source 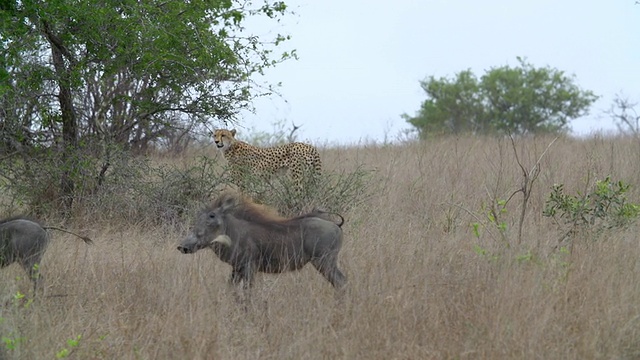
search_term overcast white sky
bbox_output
[238,0,640,144]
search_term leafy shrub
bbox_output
[1,119,372,226]
[0,144,105,216]
[1,145,225,226]
[78,155,224,226]
[230,163,375,217]
[543,176,640,242]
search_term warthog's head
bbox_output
[177,197,236,254]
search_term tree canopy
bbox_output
[0,0,293,152]
[0,0,293,212]
[403,57,598,138]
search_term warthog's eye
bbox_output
[208,212,216,219]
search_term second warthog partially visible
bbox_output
[177,192,347,292]
[0,216,93,293]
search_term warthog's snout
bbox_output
[177,245,192,254]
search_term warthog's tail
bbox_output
[332,213,345,228]
[44,226,93,244]
[311,209,345,228]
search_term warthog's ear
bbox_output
[221,195,236,212]
[212,234,232,247]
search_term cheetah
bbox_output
[213,129,322,195]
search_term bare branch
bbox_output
[509,135,558,244]
[288,121,301,143]
[606,94,640,136]
[510,134,527,177]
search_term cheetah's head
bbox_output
[213,129,237,151]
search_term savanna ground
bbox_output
[2,134,640,359]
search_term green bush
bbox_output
[543,176,640,242]
[1,121,373,225]
[0,145,104,216]
[78,155,224,226]
[0,146,224,226]
[229,163,375,218]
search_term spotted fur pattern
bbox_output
[213,129,322,193]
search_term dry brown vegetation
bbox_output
[2,134,640,359]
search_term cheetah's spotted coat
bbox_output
[213,129,322,194]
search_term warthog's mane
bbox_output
[210,192,296,227]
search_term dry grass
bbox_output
[2,134,640,359]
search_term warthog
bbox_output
[177,192,347,293]
[0,216,93,292]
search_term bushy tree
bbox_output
[1,0,293,150]
[0,0,293,212]
[404,57,598,138]
[401,70,488,135]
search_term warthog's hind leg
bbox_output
[311,255,347,290]
[20,257,44,295]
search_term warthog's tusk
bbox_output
[211,234,232,247]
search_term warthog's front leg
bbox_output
[228,264,255,289]
[228,265,255,307]
[228,268,243,286]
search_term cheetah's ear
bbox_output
[230,129,236,137]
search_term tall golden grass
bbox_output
[2,134,640,359]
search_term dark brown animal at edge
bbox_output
[0,216,93,293]
[177,192,347,292]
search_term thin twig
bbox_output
[509,135,558,244]
[444,201,498,241]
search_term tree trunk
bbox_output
[44,21,78,214]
